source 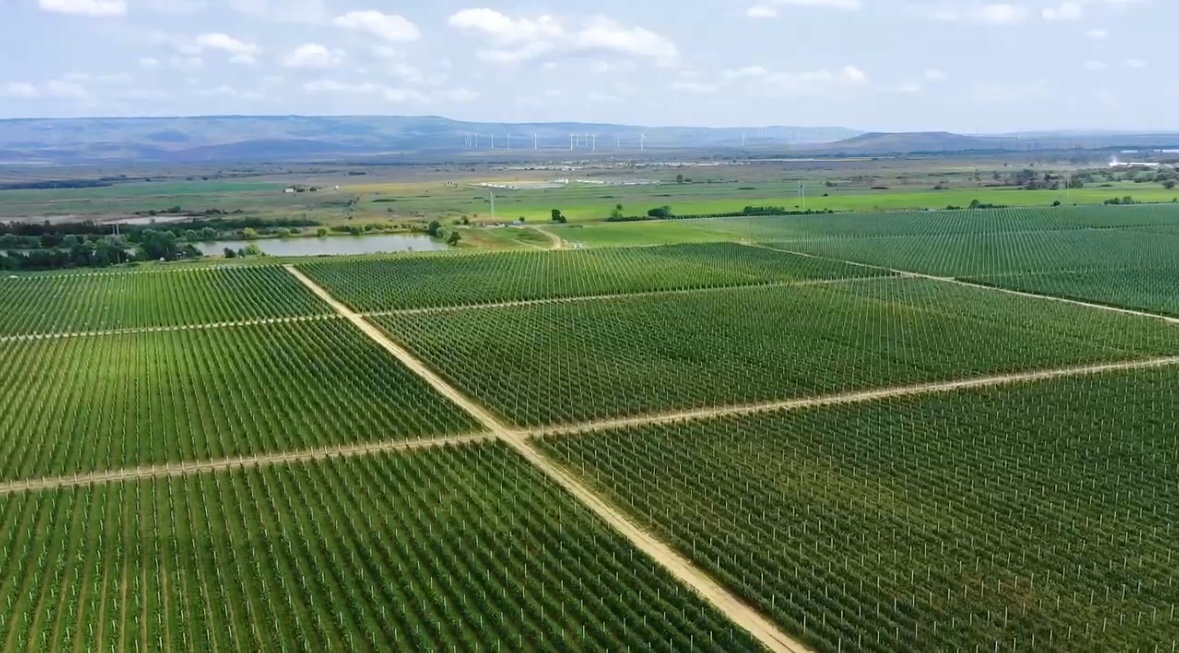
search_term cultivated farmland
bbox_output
[0,443,760,652]
[377,277,1179,426]
[0,266,328,336]
[298,242,885,312]
[540,368,1179,652]
[0,319,478,482]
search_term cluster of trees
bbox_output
[426,220,462,246]
[602,204,835,223]
[0,229,203,271]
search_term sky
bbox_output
[0,0,1173,132]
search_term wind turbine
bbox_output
[640,133,646,153]
[570,133,575,151]
[592,134,597,152]
[490,134,495,149]
[534,133,538,150]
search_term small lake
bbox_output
[196,234,450,257]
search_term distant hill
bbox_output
[0,115,859,164]
[809,131,1018,155]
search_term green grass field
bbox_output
[0,443,759,652]
[541,368,1179,652]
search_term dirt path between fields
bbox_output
[533,227,565,250]
[0,434,493,496]
[0,314,339,344]
[750,243,1179,326]
[284,264,812,653]
[536,356,1179,438]
[365,275,889,318]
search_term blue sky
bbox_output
[0,0,1171,131]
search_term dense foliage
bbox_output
[299,243,885,312]
[0,319,478,481]
[0,266,328,336]
[377,278,1179,426]
[0,444,760,652]
[541,369,1179,652]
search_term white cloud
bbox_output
[1085,28,1109,39]
[0,83,41,99]
[195,33,260,56]
[229,54,257,66]
[283,44,346,69]
[1125,58,1148,68]
[1083,60,1108,72]
[448,10,677,67]
[971,4,1031,24]
[227,0,323,23]
[139,57,162,70]
[1042,1,1082,20]
[746,5,778,17]
[332,11,421,42]
[897,81,924,94]
[925,69,948,81]
[302,79,434,104]
[38,0,126,16]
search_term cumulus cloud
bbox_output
[746,5,779,17]
[38,0,126,16]
[1125,58,1148,68]
[925,69,948,81]
[669,81,722,94]
[195,33,260,56]
[139,57,162,70]
[332,11,421,42]
[1085,28,1109,39]
[448,9,677,67]
[283,44,347,69]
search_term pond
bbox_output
[196,234,450,257]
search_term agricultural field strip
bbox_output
[532,356,1179,438]
[751,243,1179,326]
[363,275,890,318]
[0,434,493,496]
[283,264,811,653]
[0,314,338,343]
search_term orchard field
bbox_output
[0,443,759,652]
[4,204,1179,652]
[540,367,1179,652]
[376,277,1179,426]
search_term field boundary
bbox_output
[534,356,1179,437]
[284,264,814,653]
[364,275,891,318]
[751,242,1179,325]
[0,313,340,343]
[0,433,494,496]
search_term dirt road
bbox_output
[536,356,1179,438]
[0,434,493,496]
[753,243,1179,326]
[0,314,338,343]
[284,264,813,653]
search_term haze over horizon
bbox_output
[1,0,1172,133]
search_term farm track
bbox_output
[0,314,339,343]
[751,243,1179,325]
[0,434,494,496]
[535,356,1179,437]
[284,264,813,653]
[364,275,891,318]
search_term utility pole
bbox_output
[490,191,496,222]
